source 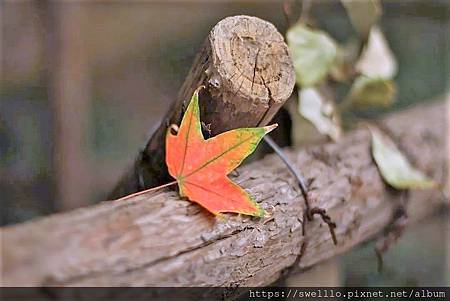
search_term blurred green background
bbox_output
[1,0,448,287]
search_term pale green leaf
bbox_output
[341,0,382,38]
[287,24,337,87]
[370,126,437,190]
[347,75,396,108]
[356,26,398,78]
[298,87,342,141]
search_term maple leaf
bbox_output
[166,87,277,217]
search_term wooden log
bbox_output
[1,101,447,287]
[109,15,295,199]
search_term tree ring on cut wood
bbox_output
[209,16,295,113]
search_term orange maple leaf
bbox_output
[166,87,277,217]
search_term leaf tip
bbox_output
[193,85,206,96]
[255,206,266,218]
[264,123,278,134]
[237,199,265,218]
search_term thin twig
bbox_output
[114,180,178,202]
[281,239,308,279]
[263,136,338,245]
[309,207,338,245]
[263,136,311,217]
[375,191,409,272]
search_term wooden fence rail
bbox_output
[1,100,447,287]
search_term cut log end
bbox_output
[210,16,295,106]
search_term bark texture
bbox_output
[1,101,447,287]
[109,15,295,199]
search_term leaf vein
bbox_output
[181,133,256,180]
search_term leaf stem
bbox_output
[298,0,312,24]
[114,180,178,202]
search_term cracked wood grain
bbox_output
[1,101,447,287]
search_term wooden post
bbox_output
[109,16,295,199]
[48,1,91,210]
